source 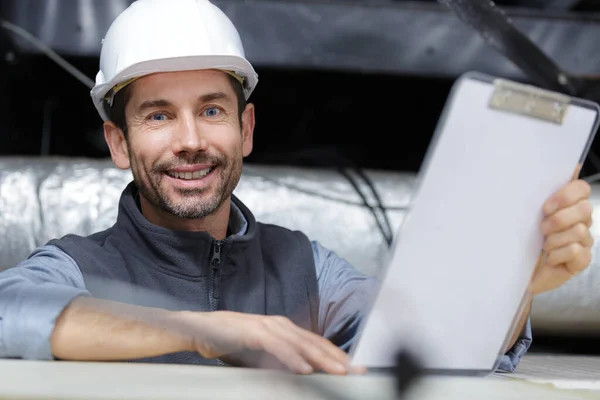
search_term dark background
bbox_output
[0,54,448,172]
[2,0,600,175]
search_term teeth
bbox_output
[169,168,212,180]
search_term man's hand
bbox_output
[180,310,362,375]
[532,169,594,295]
[505,169,594,350]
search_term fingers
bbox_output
[533,169,594,295]
[533,241,592,295]
[535,210,594,295]
[543,180,591,216]
[541,199,593,235]
[269,319,348,375]
[248,316,360,375]
[219,317,317,374]
[544,242,592,274]
[543,223,594,253]
[259,335,318,375]
[284,320,367,374]
[532,264,579,294]
[195,312,365,375]
[288,321,347,362]
[533,248,591,294]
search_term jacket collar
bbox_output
[116,181,256,243]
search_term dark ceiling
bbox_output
[1,0,599,175]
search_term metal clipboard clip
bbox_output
[489,79,571,125]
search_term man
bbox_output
[0,0,594,375]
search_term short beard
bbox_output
[150,183,228,220]
[131,149,243,220]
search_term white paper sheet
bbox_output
[350,72,599,371]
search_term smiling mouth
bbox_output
[166,167,215,180]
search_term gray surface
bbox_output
[0,357,599,400]
[3,0,600,79]
[508,354,600,380]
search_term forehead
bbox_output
[128,69,234,103]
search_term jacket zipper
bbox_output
[211,240,223,302]
[210,239,225,366]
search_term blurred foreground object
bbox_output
[0,354,598,399]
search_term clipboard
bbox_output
[349,71,600,374]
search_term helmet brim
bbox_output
[91,55,258,122]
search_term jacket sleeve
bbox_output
[494,317,532,373]
[312,240,378,351]
[311,240,532,372]
[0,245,90,360]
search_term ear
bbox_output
[241,103,255,157]
[104,121,131,170]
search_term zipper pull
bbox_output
[212,241,222,300]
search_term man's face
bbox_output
[106,70,254,221]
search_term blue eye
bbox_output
[204,107,220,117]
[151,113,167,121]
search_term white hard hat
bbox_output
[90,0,258,121]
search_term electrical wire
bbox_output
[351,167,396,244]
[243,166,409,211]
[0,19,95,89]
[337,167,394,247]
[256,149,397,248]
[329,154,397,247]
[439,0,600,183]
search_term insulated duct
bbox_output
[1,157,599,334]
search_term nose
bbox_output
[171,112,209,155]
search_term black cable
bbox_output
[0,20,94,89]
[337,167,394,247]
[351,167,395,244]
[438,0,582,95]
[243,167,409,211]
[328,152,396,247]
[439,0,600,180]
[257,148,396,248]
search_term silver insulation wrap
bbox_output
[1,156,599,334]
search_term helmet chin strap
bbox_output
[223,71,246,87]
[105,77,140,106]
